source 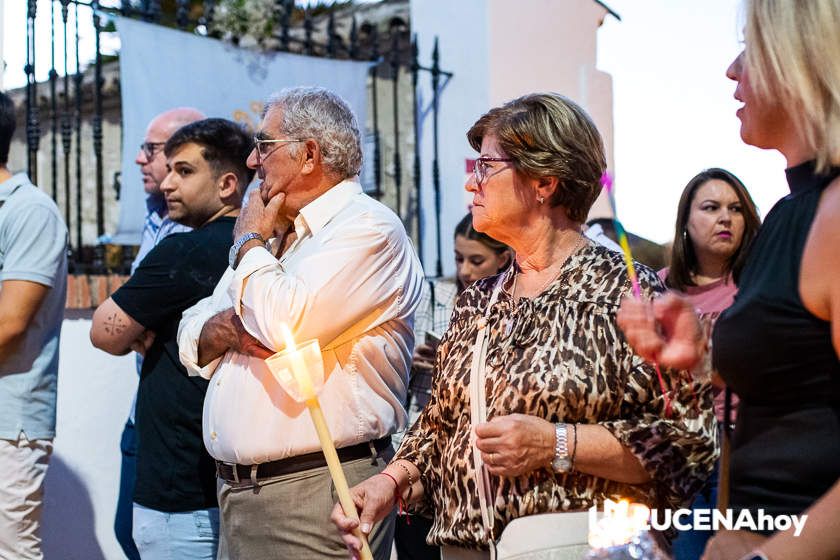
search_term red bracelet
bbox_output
[378,472,409,524]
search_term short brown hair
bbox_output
[467,93,606,223]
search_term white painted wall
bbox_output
[488,0,615,220]
[41,317,136,560]
[411,0,616,276]
[411,0,490,278]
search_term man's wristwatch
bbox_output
[229,232,267,269]
[552,423,572,473]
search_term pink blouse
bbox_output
[659,268,739,424]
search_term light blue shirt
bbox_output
[0,173,68,440]
[131,194,191,275]
[128,194,190,423]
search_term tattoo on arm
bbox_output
[104,313,128,336]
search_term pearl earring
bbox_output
[537,195,545,204]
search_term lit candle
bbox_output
[280,324,315,399]
[588,498,650,549]
[267,324,374,560]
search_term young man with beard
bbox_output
[91,118,253,560]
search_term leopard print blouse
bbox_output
[394,242,718,549]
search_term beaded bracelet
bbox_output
[393,461,415,503]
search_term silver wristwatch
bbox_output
[552,423,572,473]
[229,232,266,269]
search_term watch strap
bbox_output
[553,423,571,472]
[230,231,266,269]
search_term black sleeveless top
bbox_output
[713,161,840,523]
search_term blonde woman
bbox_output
[619,2,840,559]
[333,93,716,559]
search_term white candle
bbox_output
[266,324,373,560]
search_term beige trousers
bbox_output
[0,433,52,560]
[217,448,395,560]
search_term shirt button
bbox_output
[210,431,217,440]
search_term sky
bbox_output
[2,0,790,244]
[596,0,788,242]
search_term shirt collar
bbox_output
[145,193,168,217]
[0,173,32,201]
[295,179,363,237]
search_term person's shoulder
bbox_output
[342,194,411,245]
[158,218,233,249]
[572,243,664,303]
[811,175,840,260]
[3,182,62,218]
[356,194,404,227]
[152,228,199,253]
[455,273,498,311]
[819,174,840,221]
[0,186,65,242]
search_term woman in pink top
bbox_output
[661,168,761,560]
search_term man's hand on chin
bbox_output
[234,190,286,241]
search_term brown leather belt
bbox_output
[215,436,392,484]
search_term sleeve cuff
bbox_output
[190,356,223,380]
[228,246,277,317]
[178,317,223,379]
[178,302,224,379]
[0,271,56,287]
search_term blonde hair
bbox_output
[467,93,606,223]
[744,0,840,171]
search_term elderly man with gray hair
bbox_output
[177,86,423,559]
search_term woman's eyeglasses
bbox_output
[474,157,513,186]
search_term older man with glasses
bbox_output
[115,106,204,560]
[177,86,423,560]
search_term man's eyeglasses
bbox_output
[253,137,304,167]
[474,157,513,186]
[140,142,166,160]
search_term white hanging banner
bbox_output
[114,16,371,244]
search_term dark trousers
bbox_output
[115,420,141,560]
[672,461,719,560]
[395,514,440,560]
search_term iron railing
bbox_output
[22,0,452,275]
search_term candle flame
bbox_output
[264,329,325,403]
[588,498,650,549]
[281,323,297,352]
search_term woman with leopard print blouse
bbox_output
[333,93,717,557]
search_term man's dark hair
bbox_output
[0,92,16,166]
[164,118,255,187]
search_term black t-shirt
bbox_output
[111,216,235,512]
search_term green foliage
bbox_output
[209,0,356,51]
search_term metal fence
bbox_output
[22,0,452,274]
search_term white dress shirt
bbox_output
[178,180,423,465]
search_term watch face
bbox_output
[552,456,571,473]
